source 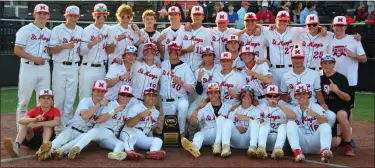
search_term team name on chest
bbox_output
[302,41,323,48]
[140,116,152,121]
[166,37,177,44]
[184,35,203,43]
[265,113,280,121]
[162,70,176,77]
[31,34,50,42]
[241,41,261,48]
[272,39,292,46]
[289,83,311,90]
[138,68,157,80]
[111,114,126,121]
[63,37,81,43]
[219,81,234,88]
[202,75,213,83]
[212,36,225,42]
[118,31,134,41]
[90,34,108,41]
[332,45,346,57]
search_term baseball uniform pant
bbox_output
[16,62,50,129]
[192,127,216,150]
[50,127,84,153]
[221,118,260,149]
[120,127,163,152]
[161,97,189,135]
[270,67,291,87]
[187,94,206,138]
[52,62,79,126]
[258,123,287,152]
[286,121,332,154]
[73,127,124,153]
[78,64,106,100]
[325,110,337,128]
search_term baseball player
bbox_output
[4,89,60,161]
[160,41,196,136]
[286,83,333,163]
[320,55,354,156]
[14,4,51,129]
[107,4,144,65]
[218,85,263,157]
[280,45,336,127]
[181,83,231,157]
[130,43,162,103]
[68,85,137,161]
[137,10,161,64]
[225,35,244,70]
[212,52,247,106]
[178,5,213,72]
[49,6,83,127]
[211,11,239,63]
[240,45,273,105]
[45,80,108,160]
[105,46,137,101]
[120,87,166,160]
[157,6,185,61]
[79,3,111,100]
[256,85,297,159]
[239,12,268,62]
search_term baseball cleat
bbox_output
[212,144,221,155]
[36,141,52,161]
[293,149,305,162]
[271,147,284,159]
[320,148,333,163]
[247,145,257,157]
[3,138,20,158]
[108,152,127,161]
[220,144,231,157]
[344,145,355,156]
[146,151,166,160]
[126,150,145,161]
[256,147,267,159]
[52,149,64,160]
[181,137,200,157]
[68,146,80,160]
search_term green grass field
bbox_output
[1,88,374,122]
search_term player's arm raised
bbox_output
[126,108,152,127]
[277,101,296,119]
[96,105,125,124]
[18,116,38,125]
[81,99,108,120]
[306,108,327,124]
[189,100,207,125]
[246,69,272,84]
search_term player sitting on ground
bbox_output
[256,85,296,159]
[181,83,232,158]
[286,83,333,163]
[120,87,166,160]
[4,89,60,161]
[320,54,354,156]
[217,85,262,158]
[68,85,137,161]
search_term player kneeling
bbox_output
[217,85,263,158]
[120,87,166,160]
[4,89,61,161]
[68,85,136,161]
[256,85,296,159]
[181,83,231,157]
[286,84,333,163]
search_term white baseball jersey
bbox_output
[197,102,231,130]
[130,61,162,100]
[241,62,272,97]
[262,27,305,66]
[232,55,245,70]
[108,24,139,61]
[298,31,334,69]
[125,103,159,135]
[137,29,161,59]
[80,24,110,64]
[213,70,247,105]
[66,97,104,132]
[104,63,132,101]
[195,64,222,96]
[49,24,83,62]
[15,23,51,62]
[160,60,196,99]
[228,105,262,128]
[177,26,213,72]
[291,102,325,134]
[160,25,184,61]
[210,27,239,63]
[260,106,288,132]
[328,35,366,86]
[239,32,268,60]
[280,69,321,105]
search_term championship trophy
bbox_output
[162,115,181,147]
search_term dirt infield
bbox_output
[1,114,374,167]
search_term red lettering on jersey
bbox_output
[63,38,68,43]
[183,35,188,40]
[191,36,203,43]
[138,68,144,74]
[212,36,216,41]
[267,113,281,121]
[220,82,234,88]
[303,116,315,123]
[332,45,346,57]
[272,39,292,47]
[302,41,324,49]
[31,34,37,40]
[289,84,294,90]
[206,115,213,121]
[90,35,95,41]
[202,75,213,83]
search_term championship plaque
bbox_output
[162,115,181,147]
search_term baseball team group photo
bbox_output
[0,1,374,167]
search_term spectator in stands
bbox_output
[237,2,251,29]
[300,2,317,24]
[208,3,221,23]
[223,1,230,13]
[273,1,291,16]
[292,2,303,24]
[354,3,369,22]
[256,1,275,24]
[166,1,185,21]
[366,9,374,24]
[227,3,239,28]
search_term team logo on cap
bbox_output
[39,89,53,97]
[207,83,220,93]
[119,85,133,96]
[220,52,232,60]
[244,12,257,20]
[266,85,280,95]
[92,80,108,91]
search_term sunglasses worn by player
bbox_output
[266,94,280,98]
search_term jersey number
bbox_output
[224,92,235,100]
[172,83,182,91]
[284,46,294,55]
[195,46,202,54]
[313,51,323,59]
[271,123,281,129]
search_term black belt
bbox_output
[71,126,84,133]
[137,98,144,102]
[62,61,79,65]
[309,67,322,71]
[82,62,106,67]
[162,97,181,102]
[271,64,292,68]
[24,61,43,66]
[258,95,265,99]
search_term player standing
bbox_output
[225,35,244,70]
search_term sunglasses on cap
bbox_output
[241,85,253,93]
[118,93,133,97]
[307,24,318,27]
[266,94,280,98]
[207,84,220,91]
[144,88,157,94]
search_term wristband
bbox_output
[108,110,115,116]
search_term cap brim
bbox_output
[64,13,80,16]
[207,90,220,93]
[306,22,319,25]
[192,12,204,15]
[202,52,215,55]
[93,88,108,91]
[94,11,109,15]
[244,18,257,21]
[119,92,134,97]
[216,20,228,24]
[333,23,347,26]
[144,92,157,95]
[277,17,290,21]
[265,93,280,95]
[292,55,304,59]
[168,11,180,14]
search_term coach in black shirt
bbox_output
[320,54,355,156]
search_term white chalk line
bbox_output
[1,154,35,163]
[284,156,350,168]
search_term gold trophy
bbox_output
[162,115,181,147]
